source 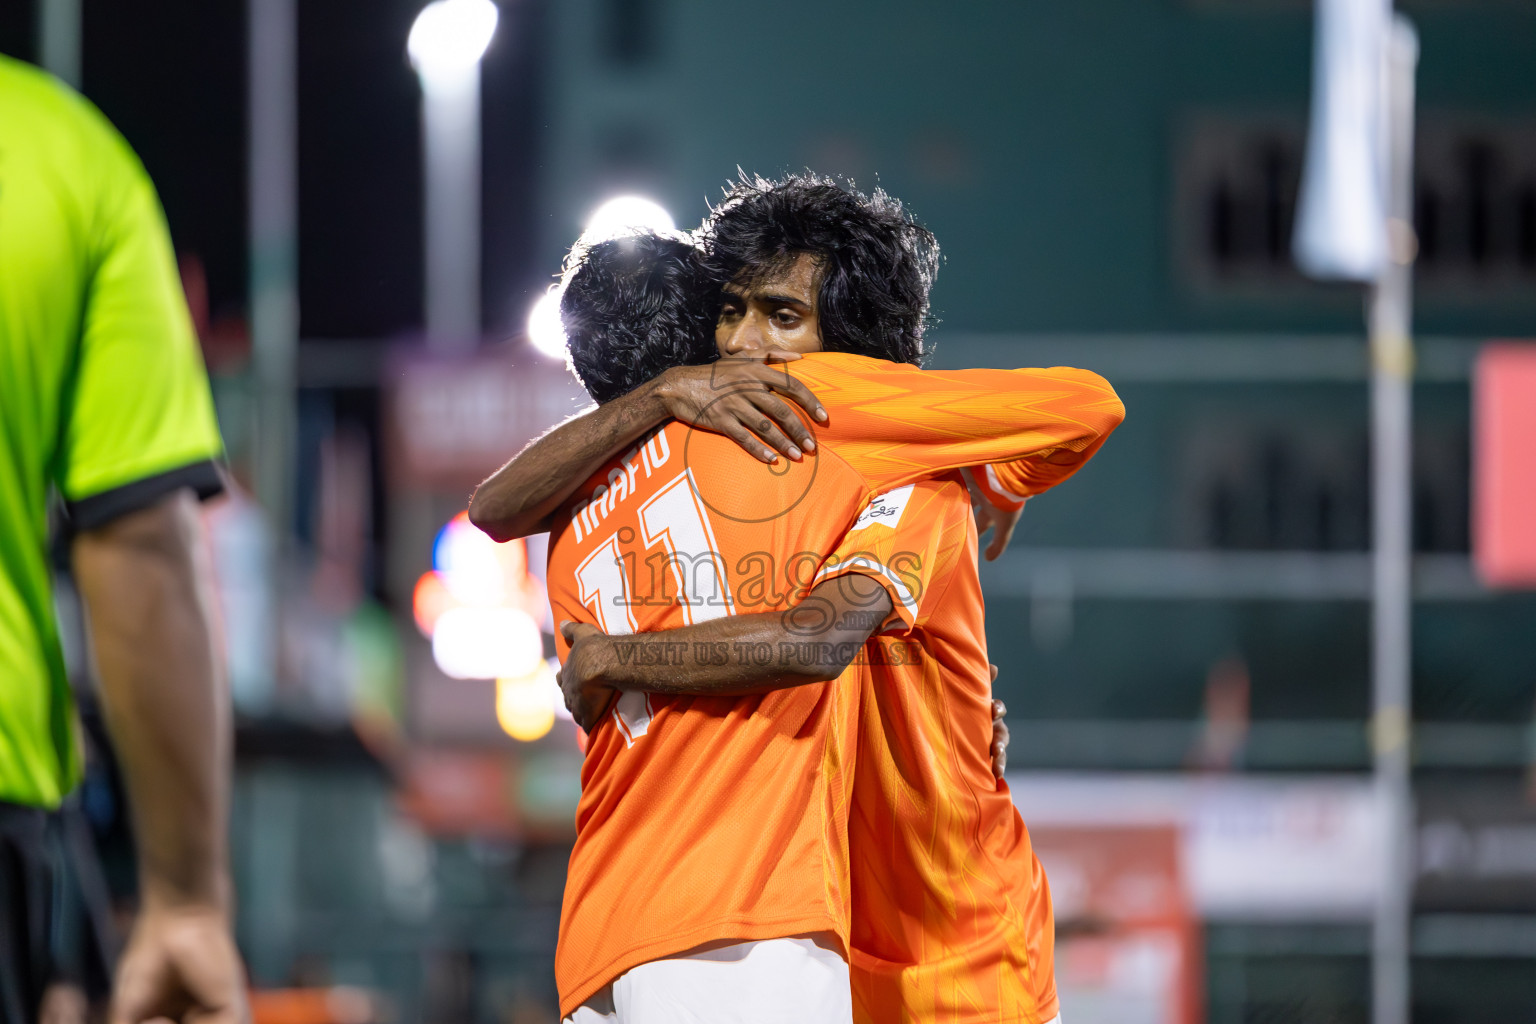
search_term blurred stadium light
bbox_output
[407,0,498,80]
[523,195,677,361]
[410,0,499,351]
[527,287,568,360]
[580,195,676,244]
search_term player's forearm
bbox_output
[598,588,889,695]
[954,366,1123,464]
[469,379,669,542]
[935,367,1122,503]
[872,364,1123,476]
[603,612,839,694]
[72,491,231,912]
[979,442,1107,505]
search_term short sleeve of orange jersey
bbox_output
[811,478,955,635]
[784,353,1124,501]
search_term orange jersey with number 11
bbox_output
[547,353,1123,1018]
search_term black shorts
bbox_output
[0,802,53,1021]
[0,800,116,1020]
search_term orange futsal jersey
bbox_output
[546,353,1122,1016]
[817,477,1059,1024]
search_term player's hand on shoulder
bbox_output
[991,699,1010,778]
[559,620,619,733]
[652,357,828,465]
[990,666,1009,779]
[962,468,1026,562]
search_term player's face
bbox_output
[715,253,824,357]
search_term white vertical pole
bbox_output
[37,0,81,88]
[420,66,482,351]
[1370,16,1418,1024]
[249,0,299,537]
[248,0,297,722]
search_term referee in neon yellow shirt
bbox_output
[0,56,247,1023]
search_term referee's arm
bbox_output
[73,492,245,1024]
[58,115,246,1024]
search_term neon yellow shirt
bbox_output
[0,57,224,808]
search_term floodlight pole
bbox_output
[1370,16,1418,1024]
[249,0,299,538]
[37,0,81,87]
[418,64,483,352]
[246,0,299,985]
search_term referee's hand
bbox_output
[110,902,249,1024]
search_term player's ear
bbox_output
[559,620,579,642]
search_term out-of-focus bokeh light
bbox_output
[407,0,499,81]
[495,660,560,741]
[416,513,549,681]
[580,195,675,245]
[527,287,568,360]
[411,570,455,636]
[432,606,541,680]
[433,511,524,605]
[546,658,572,721]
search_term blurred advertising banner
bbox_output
[395,748,521,839]
[1473,342,1536,587]
[394,744,582,842]
[1010,773,1381,920]
[384,347,590,491]
[1033,826,1201,1024]
[1417,782,1536,913]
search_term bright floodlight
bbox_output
[408,0,498,80]
[581,196,676,245]
[527,287,568,360]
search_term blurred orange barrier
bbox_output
[1474,342,1536,587]
[1031,825,1202,1024]
[249,987,381,1024]
[395,747,520,838]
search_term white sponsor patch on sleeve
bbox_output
[850,484,915,533]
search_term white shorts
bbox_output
[565,934,851,1024]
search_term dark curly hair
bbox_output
[701,172,939,365]
[559,232,720,404]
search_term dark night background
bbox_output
[0,0,548,339]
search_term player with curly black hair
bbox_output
[558,233,720,404]
[703,172,939,367]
